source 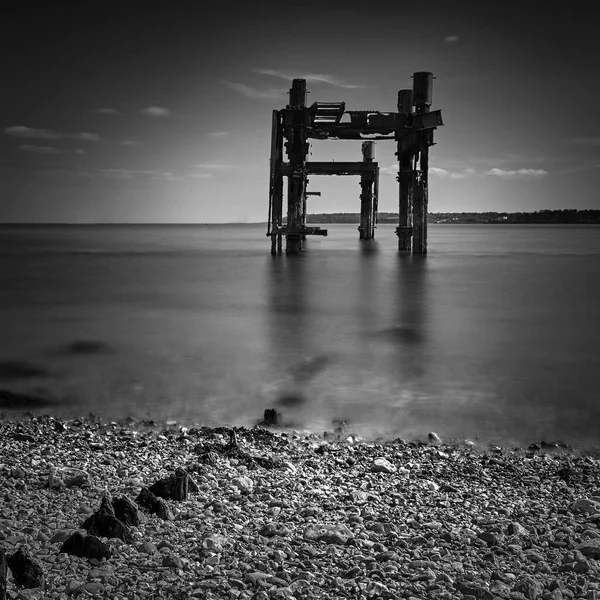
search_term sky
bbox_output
[1,0,599,223]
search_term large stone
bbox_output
[136,487,172,520]
[514,575,544,600]
[370,458,396,474]
[81,495,132,543]
[231,476,254,495]
[428,432,442,445]
[112,496,142,526]
[201,533,231,553]
[577,540,600,559]
[6,548,44,589]
[454,580,495,600]
[59,532,112,561]
[571,499,600,515]
[149,467,190,501]
[303,524,353,545]
[258,523,292,538]
[508,522,529,536]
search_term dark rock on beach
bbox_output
[59,532,112,560]
[81,495,132,543]
[112,495,142,526]
[149,467,190,501]
[6,548,44,589]
[136,487,172,520]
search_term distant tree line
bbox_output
[303,210,600,224]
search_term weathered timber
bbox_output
[266,72,442,253]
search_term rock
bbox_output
[59,532,112,560]
[137,541,157,554]
[201,533,230,553]
[162,554,184,569]
[64,472,90,488]
[514,575,544,600]
[577,540,600,559]
[259,523,292,537]
[45,467,64,490]
[571,499,600,515]
[245,572,272,586]
[428,432,442,445]
[508,522,529,536]
[370,458,396,474]
[149,467,190,501]
[231,476,254,495]
[49,529,74,545]
[6,548,44,589]
[303,524,353,545]
[478,531,499,546]
[81,495,132,543]
[260,409,280,426]
[136,487,172,520]
[75,582,105,596]
[455,579,495,600]
[112,496,142,526]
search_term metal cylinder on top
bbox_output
[397,89,413,114]
[289,79,307,108]
[412,72,433,108]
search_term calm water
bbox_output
[1,223,600,447]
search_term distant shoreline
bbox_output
[1,209,600,226]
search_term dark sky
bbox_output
[1,0,599,222]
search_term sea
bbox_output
[1,223,599,448]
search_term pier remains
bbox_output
[266,72,443,254]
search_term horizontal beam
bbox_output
[278,162,378,176]
[270,226,328,237]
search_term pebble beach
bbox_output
[2,414,600,600]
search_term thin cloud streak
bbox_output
[253,69,364,89]
[196,162,234,170]
[19,144,64,154]
[430,167,475,179]
[485,168,548,178]
[444,35,460,43]
[6,126,63,140]
[5,125,101,142]
[221,80,284,100]
[209,131,230,138]
[140,106,171,117]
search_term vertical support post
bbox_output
[396,89,413,251]
[372,164,379,239]
[285,79,308,254]
[412,72,433,254]
[268,110,284,255]
[359,141,375,240]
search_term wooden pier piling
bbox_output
[266,72,442,254]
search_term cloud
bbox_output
[5,126,63,139]
[484,168,548,178]
[430,167,474,179]
[74,149,86,155]
[121,140,141,146]
[95,108,120,115]
[195,162,234,170]
[444,35,460,43]
[100,168,177,180]
[140,106,171,117]
[221,80,284,100]
[209,131,229,138]
[187,172,214,178]
[253,69,364,89]
[77,132,101,142]
[19,144,64,154]
[5,125,101,142]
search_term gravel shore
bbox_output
[2,414,600,600]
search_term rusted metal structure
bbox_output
[267,72,443,254]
